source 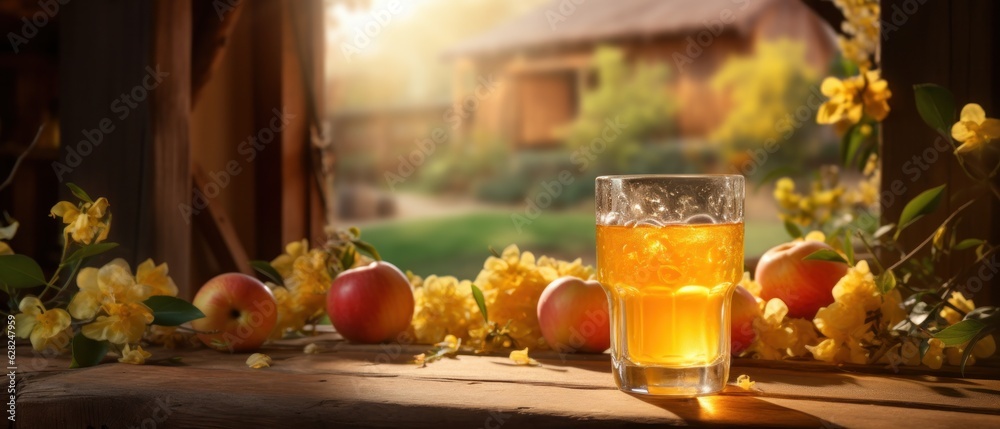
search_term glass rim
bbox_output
[596,174,743,180]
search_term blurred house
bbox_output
[445,0,838,148]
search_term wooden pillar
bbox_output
[250,0,286,257]
[151,0,193,297]
[251,0,322,257]
[880,0,1000,304]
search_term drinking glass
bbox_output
[595,175,744,396]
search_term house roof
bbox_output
[445,0,785,58]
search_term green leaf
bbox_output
[873,223,895,239]
[954,238,986,251]
[66,182,93,203]
[913,84,956,138]
[959,328,995,377]
[70,332,108,368]
[0,254,47,289]
[895,185,946,239]
[352,240,381,261]
[843,230,855,266]
[783,220,803,240]
[470,284,488,323]
[64,242,118,266]
[144,295,206,326]
[802,249,848,264]
[339,246,356,270]
[488,246,501,258]
[841,123,866,168]
[933,319,986,346]
[250,260,284,286]
[876,270,897,295]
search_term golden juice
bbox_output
[596,223,744,367]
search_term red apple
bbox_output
[192,273,278,352]
[730,285,760,354]
[755,240,849,319]
[327,261,414,344]
[537,276,611,354]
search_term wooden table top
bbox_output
[16,334,1000,428]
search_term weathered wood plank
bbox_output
[15,340,1000,428]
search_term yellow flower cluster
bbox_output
[406,245,593,349]
[737,270,820,359]
[808,260,906,364]
[50,197,111,245]
[51,258,177,364]
[924,291,997,368]
[832,0,880,69]
[21,259,177,364]
[409,274,480,344]
[952,103,1000,154]
[774,159,880,229]
[817,69,891,127]
[270,240,329,338]
[773,172,845,227]
[747,298,820,360]
[744,250,997,369]
[472,245,594,350]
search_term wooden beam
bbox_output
[151,0,193,297]
[192,164,254,275]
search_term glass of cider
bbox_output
[595,175,744,396]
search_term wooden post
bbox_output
[880,0,1000,304]
[151,0,193,297]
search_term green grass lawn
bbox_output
[359,210,787,280]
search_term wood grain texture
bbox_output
[151,0,193,298]
[880,0,1000,304]
[16,337,1000,428]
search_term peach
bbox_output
[755,240,849,319]
[537,276,611,354]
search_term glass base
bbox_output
[612,357,729,396]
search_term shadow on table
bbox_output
[734,366,861,388]
[631,387,837,427]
